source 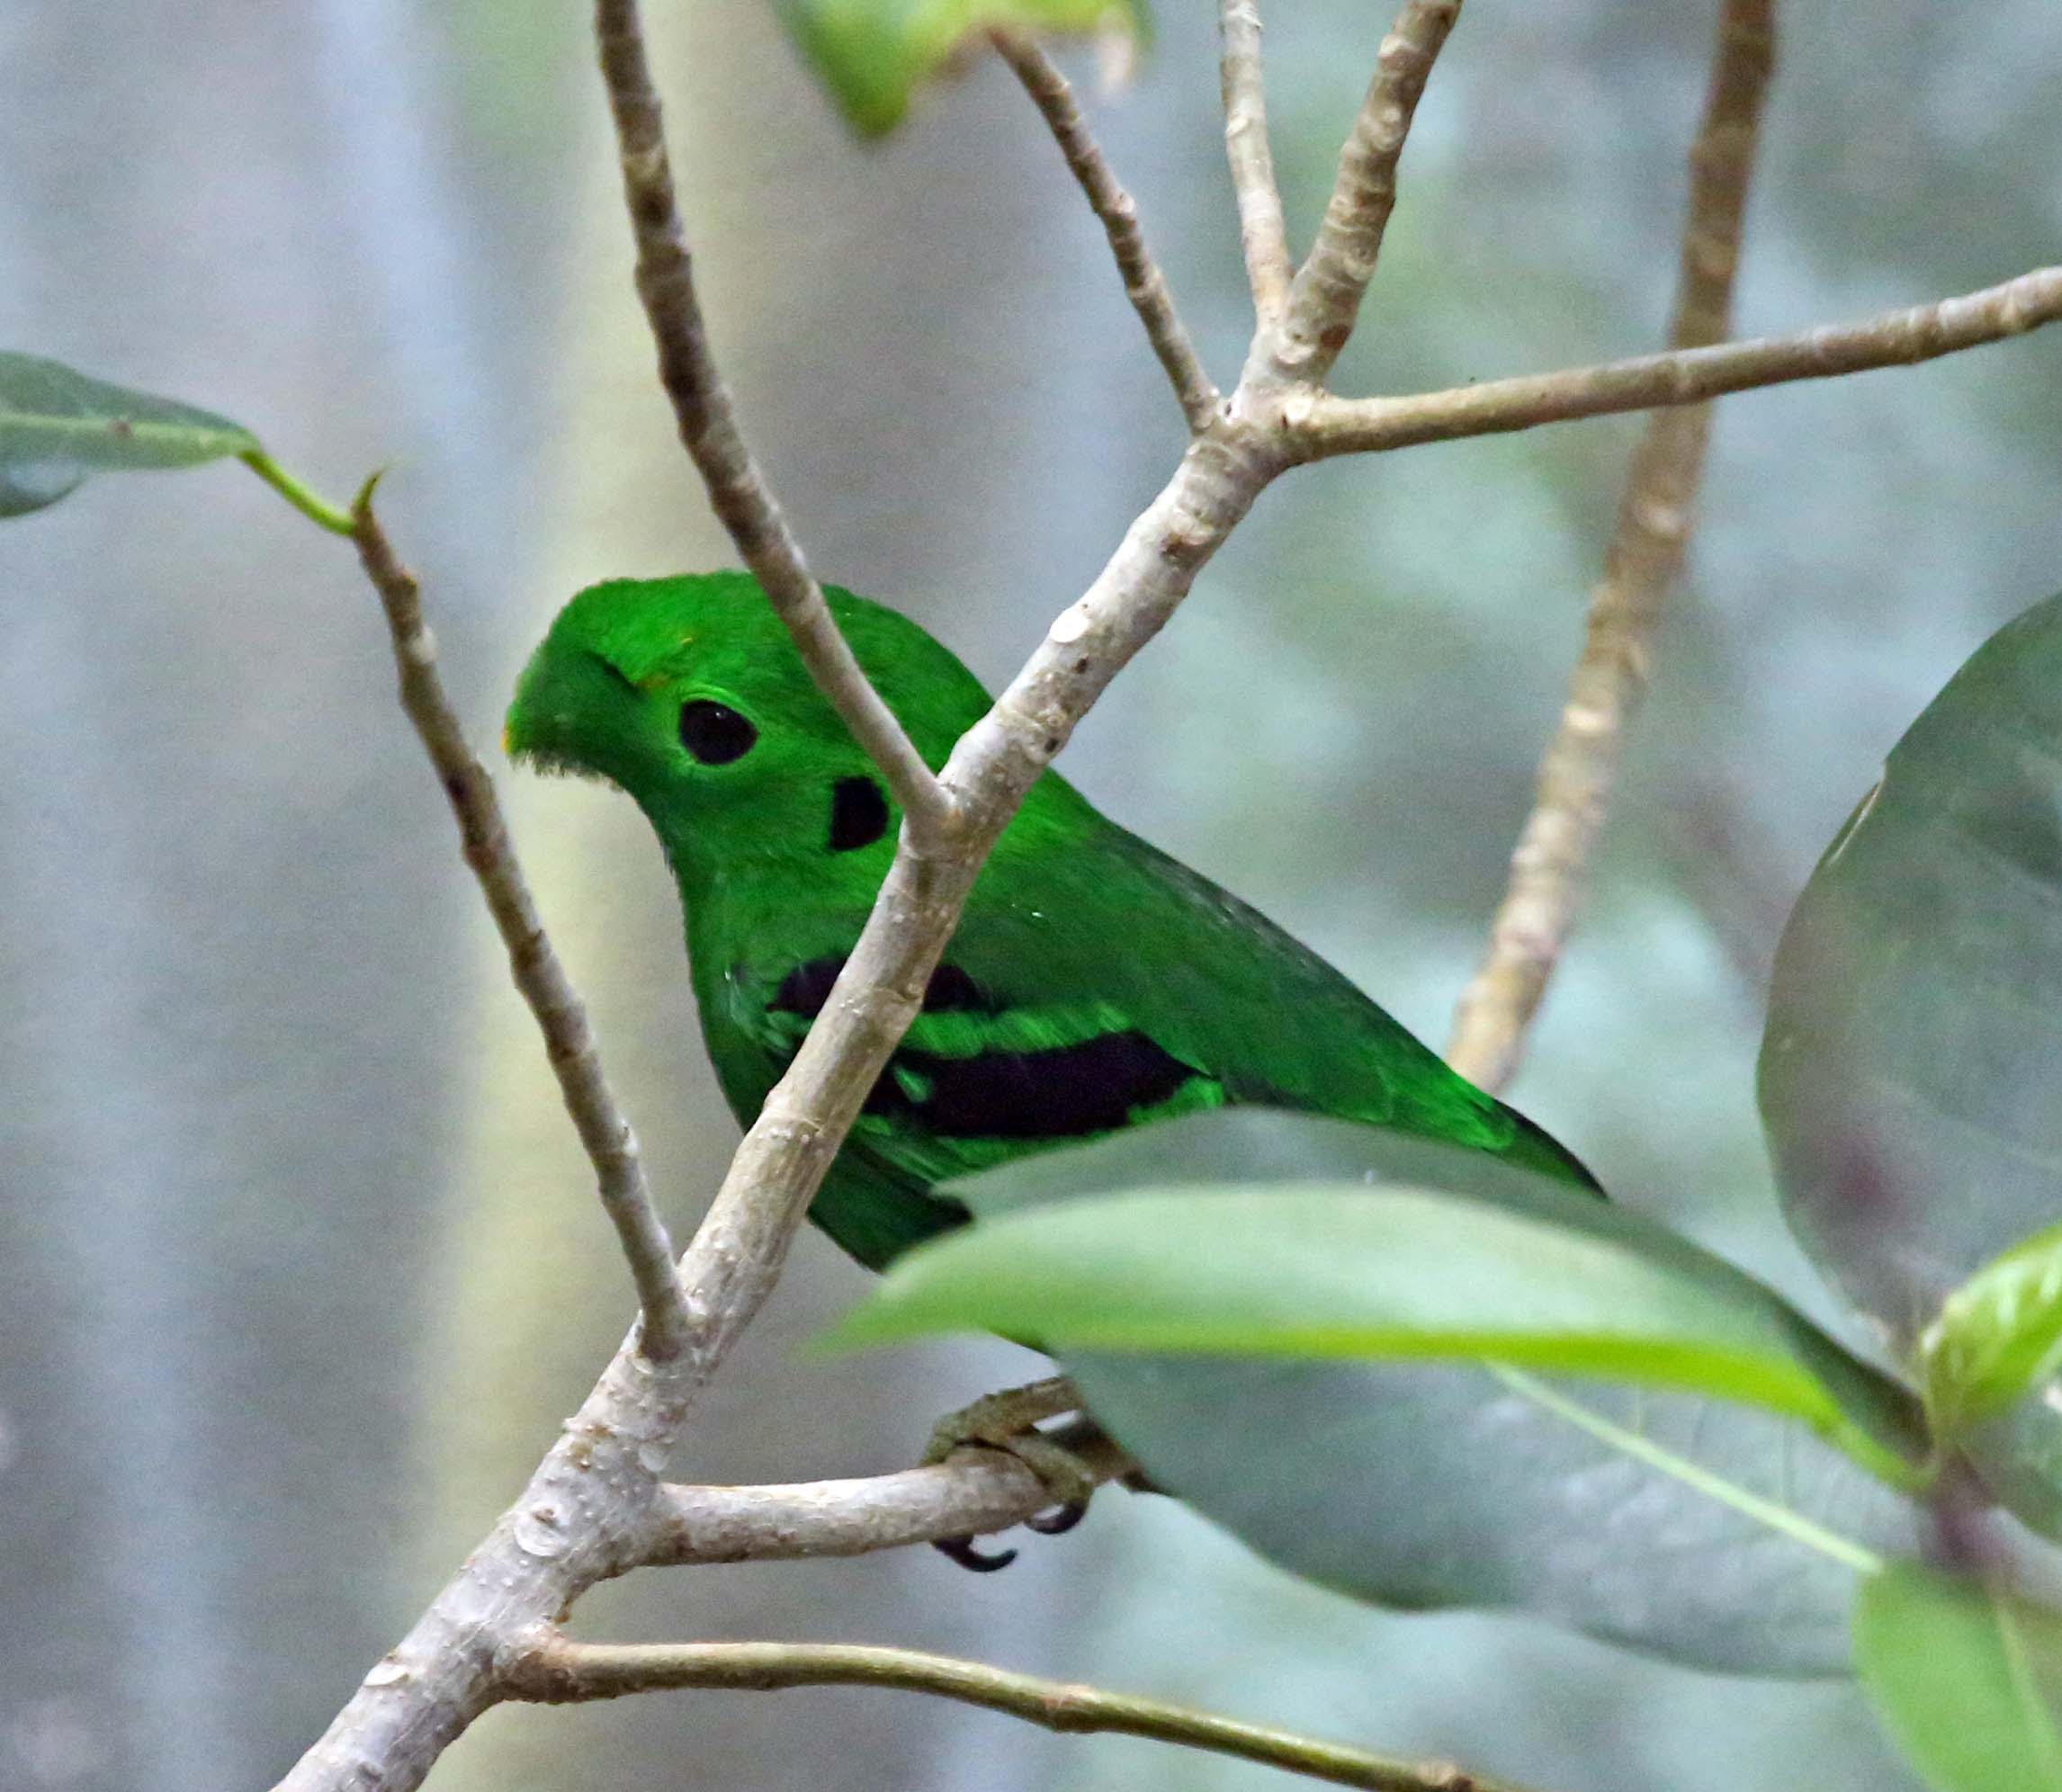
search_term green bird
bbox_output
[505,572,1598,1284]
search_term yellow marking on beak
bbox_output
[502,721,516,756]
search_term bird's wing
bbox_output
[725,806,1596,1206]
[851,818,1595,1192]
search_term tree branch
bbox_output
[1447,0,1777,1092]
[642,1420,1129,1565]
[349,488,690,1361]
[1293,263,2062,457]
[1267,0,1463,385]
[1219,0,1294,322]
[592,0,957,847]
[991,29,1220,434]
[505,1634,1548,1792]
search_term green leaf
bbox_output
[844,1112,1932,1674]
[777,0,1149,137]
[1923,1223,2062,1437]
[840,1182,1932,1491]
[1855,1563,2062,1792]
[837,1123,1927,1487]
[1759,591,2062,1537]
[1761,591,2062,1337]
[0,352,260,518]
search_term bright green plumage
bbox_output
[507,573,1596,1270]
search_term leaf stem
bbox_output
[241,448,354,536]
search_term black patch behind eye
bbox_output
[829,776,890,852]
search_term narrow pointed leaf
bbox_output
[777,0,1149,137]
[0,353,260,518]
[1855,1563,2062,1792]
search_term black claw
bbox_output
[933,1533,1019,1572]
[1025,1500,1088,1536]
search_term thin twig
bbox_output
[349,488,690,1361]
[1447,0,1777,1092]
[592,0,956,847]
[991,29,1220,433]
[507,1634,1548,1792]
[1269,0,1463,385]
[1293,263,2062,456]
[643,1420,1129,1565]
[1220,0,1294,322]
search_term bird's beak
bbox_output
[503,641,644,784]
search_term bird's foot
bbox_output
[924,1375,1100,1572]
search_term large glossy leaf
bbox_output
[1760,592,2062,1535]
[0,352,259,518]
[777,0,1150,137]
[874,1111,1930,1672]
[1761,592,2062,1338]
[839,1179,1926,1487]
[1855,1563,2062,1791]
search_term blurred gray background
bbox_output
[3,1,2058,1787]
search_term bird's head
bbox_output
[505,572,991,889]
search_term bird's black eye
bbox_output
[678,700,757,766]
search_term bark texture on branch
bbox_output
[505,1635,1550,1792]
[1296,264,2062,458]
[1447,0,1777,1091]
[1265,0,1462,386]
[352,494,689,1361]
[643,1421,1129,1565]
[594,0,954,844]
[1220,0,1294,320]
[993,30,1219,433]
